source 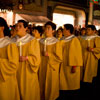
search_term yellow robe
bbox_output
[39,40,62,100]
[17,39,41,100]
[79,36,100,83]
[60,37,83,90]
[0,43,20,100]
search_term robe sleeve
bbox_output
[69,37,83,66]
[27,39,41,73]
[48,41,62,70]
[0,43,19,81]
[92,37,100,59]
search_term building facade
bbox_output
[12,0,49,24]
[93,1,100,29]
[0,0,49,25]
[47,0,89,28]
[0,0,95,28]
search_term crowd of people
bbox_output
[0,16,100,100]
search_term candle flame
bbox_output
[19,42,22,46]
[45,39,46,43]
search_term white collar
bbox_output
[40,37,58,45]
[0,36,11,48]
[36,38,41,41]
[12,34,34,46]
[82,34,99,40]
[62,35,76,42]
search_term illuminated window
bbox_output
[0,10,13,25]
[53,13,75,29]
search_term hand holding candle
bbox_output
[87,39,93,52]
[19,56,28,62]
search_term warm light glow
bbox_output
[35,23,44,26]
[93,19,100,30]
[0,10,13,25]
[95,26,99,30]
[7,11,13,25]
[53,13,75,29]
[15,14,24,23]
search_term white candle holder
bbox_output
[44,39,47,52]
[19,42,22,56]
[88,39,90,47]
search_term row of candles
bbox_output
[19,39,90,56]
[19,39,47,56]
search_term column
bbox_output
[88,1,93,24]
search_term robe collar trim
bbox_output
[40,37,58,45]
[15,34,34,46]
[0,36,11,48]
[63,35,76,42]
[82,34,99,40]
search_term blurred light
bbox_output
[0,9,13,25]
[53,13,75,29]
[7,11,13,25]
[19,4,23,10]
[9,27,12,31]
[95,26,99,30]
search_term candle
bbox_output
[44,39,47,52]
[19,42,22,56]
[88,39,90,47]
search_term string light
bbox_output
[90,0,99,4]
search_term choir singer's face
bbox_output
[32,29,40,38]
[44,25,54,37]
[63,27,70,37]
[16,22,27,36]
[86,28,94,36]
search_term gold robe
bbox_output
[79,35,100,83]
[60,35,83,90]
[14,34,41,100]
[39,37,62,100]
[0,37,20,100]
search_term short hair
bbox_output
[81,28,86,31]
[32,26,43,36]
[86,25,96,31]
[45,21,56,30]
[57,27,63,32]
[64,24,74,34]
[18,20,28,28]
[0,17,11,37]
